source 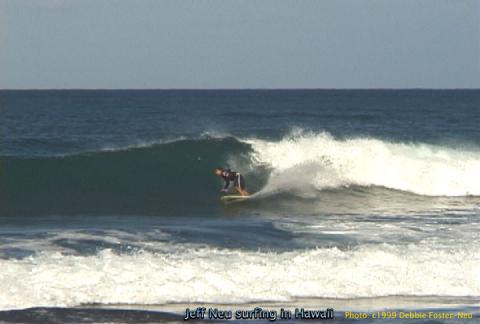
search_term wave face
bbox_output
[0,137,256,216]
[249,131,480,197]
[2,132,480,216]
[1,243,479,310]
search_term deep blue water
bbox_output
[2,90,479,157]
[0,90,479,322]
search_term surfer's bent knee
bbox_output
[235,174,246,191]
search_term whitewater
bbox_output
[1,242,479,310]
[247,130,480,197]
[1,89,480,322]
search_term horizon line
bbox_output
[1,87,479,91]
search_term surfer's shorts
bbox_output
[234,174,246,190]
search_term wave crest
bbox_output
[249,131,480,196]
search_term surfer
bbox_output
[214,167,249,196]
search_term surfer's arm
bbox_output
[222,179,230,191]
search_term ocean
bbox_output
[0,90,479,323]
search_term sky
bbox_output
[0,0,479,89]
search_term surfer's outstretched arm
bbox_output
[222,180,230,192]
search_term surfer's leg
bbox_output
[235,174,249,196]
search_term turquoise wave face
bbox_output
[0,137,268,217]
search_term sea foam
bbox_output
[0,244,478,310]
[247,131,480,196]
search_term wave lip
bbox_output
[248,131,480,197]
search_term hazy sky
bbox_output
[0,0,479,89]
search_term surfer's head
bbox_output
[214,167,224,176]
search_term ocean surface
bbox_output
[0,89,479,323]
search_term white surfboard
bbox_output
[220,195,251,201]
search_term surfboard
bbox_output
[220,195,251,201]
